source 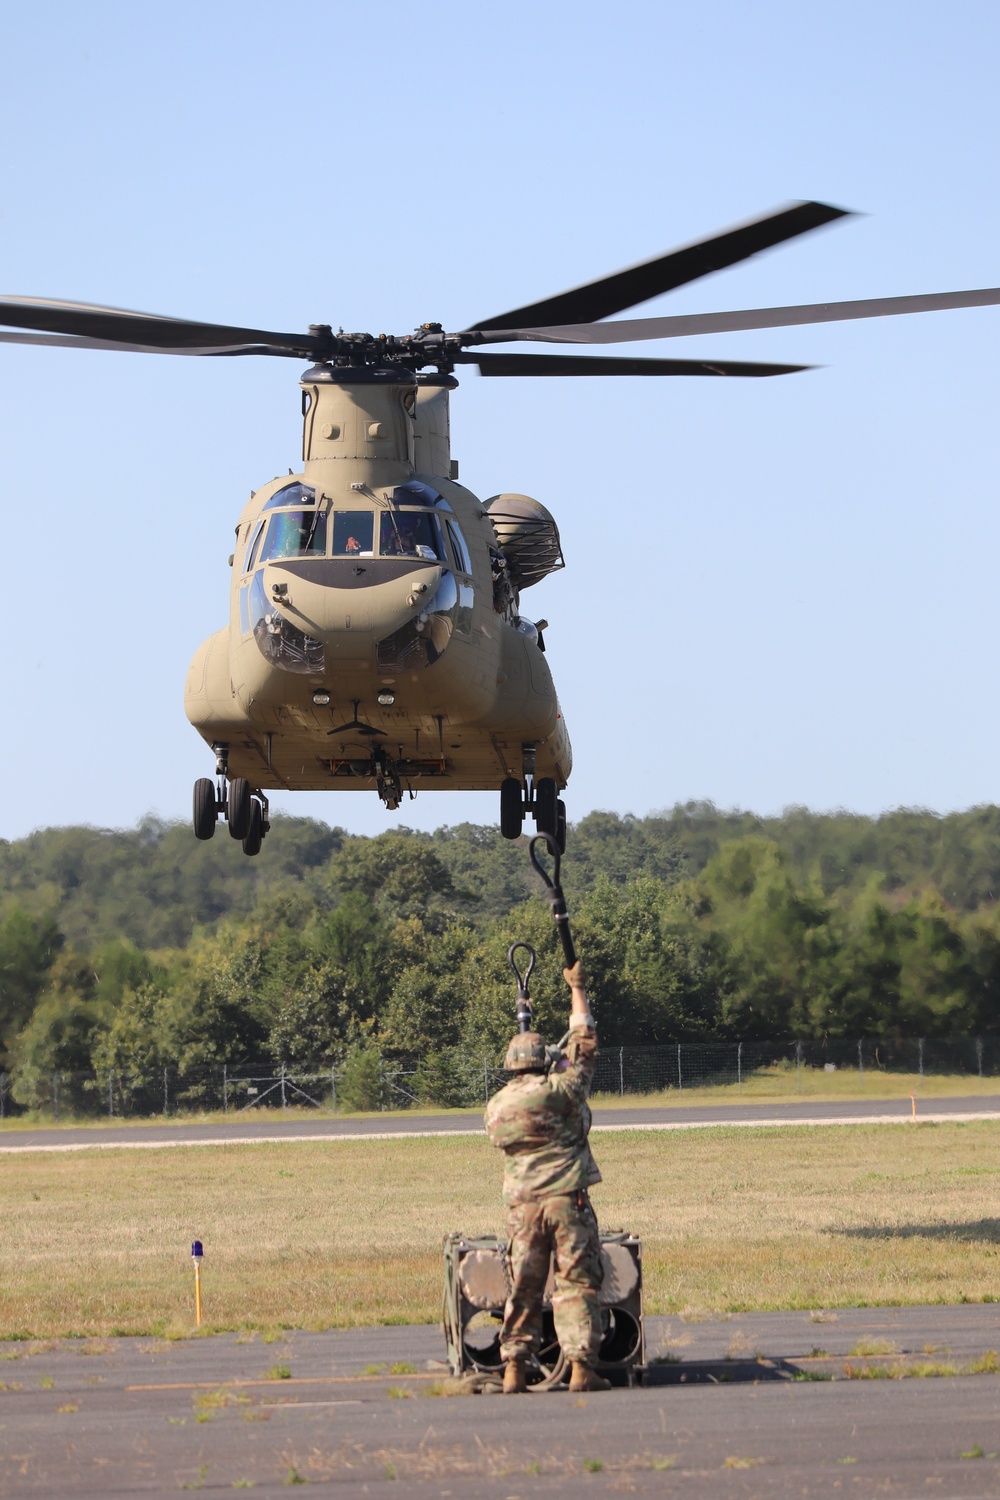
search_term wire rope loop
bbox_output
[507,941,536,997]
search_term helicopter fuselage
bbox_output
[184,365,572,806]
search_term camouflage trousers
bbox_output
[500,1190,604,1364]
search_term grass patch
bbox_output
[848,1338,898,1357]
[195,1388,251,1411]
[841,1353,1000,1379]
[3,1123,1000,1337]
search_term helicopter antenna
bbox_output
[326,700,386,737]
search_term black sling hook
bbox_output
[528,831,577,968]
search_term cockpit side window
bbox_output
[243,518,266,574]
[332,511,375,556]
[258,509,328,562]
[446,520,472,574]
[379,509,442,560]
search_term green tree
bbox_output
[267,964,370,1063]
[575,875,724,1043]
[412,1048,472,1107]
[8,952,109,1111]
[337,1046,387,1111]
[0,907,62,1062]
[380,918,475,1054]
[692,838,843,1039]
[326,831,468,928]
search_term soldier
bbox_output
[484,960,611,1394]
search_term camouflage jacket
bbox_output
[484,1024,601,1204]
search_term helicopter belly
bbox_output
[217,721,571,794]
[197,611,571,795]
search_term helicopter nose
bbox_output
[261,557,441,639]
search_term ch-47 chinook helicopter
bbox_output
[3,200,999,855]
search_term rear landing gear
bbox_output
[242,798,263,857]
[191,751,270,856]
[498,762,567,851]
[228,777,251,840]
[500,777,523,839]
[534,777,558,838]
[193,779,217,840]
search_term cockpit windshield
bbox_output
[258,509,328,562]
[378,510,442,561]
[332,511,375,556]
[244,494,445,567]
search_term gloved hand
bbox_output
[563,960,588,989]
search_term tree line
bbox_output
[2,803,1000,1111]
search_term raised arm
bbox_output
[564,961,594,1031]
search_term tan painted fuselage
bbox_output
[183,368,571,802]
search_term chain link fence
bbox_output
[1,1035,998,1121]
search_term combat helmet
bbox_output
[504,1030,548,1072]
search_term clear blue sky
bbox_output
[2,0,999,840]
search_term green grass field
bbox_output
[3,1120,1000,1340]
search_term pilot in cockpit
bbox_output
[380,512,438,561]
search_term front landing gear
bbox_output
[191,747,270,856]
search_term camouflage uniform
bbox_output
[484,1023,603,1363]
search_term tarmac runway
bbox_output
[2,1305,999,1498]
[2,1093,999,1151]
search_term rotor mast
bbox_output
[300,363,416,491]
[300,363,458,488]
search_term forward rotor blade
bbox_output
[0,328,292,356]
[0,293,317,354]
[464,352,811,377]
[486,286,1000,347]
[467,201,850,332]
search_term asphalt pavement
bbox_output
[2,1093,999,1151]
[2,1306,1000,1498]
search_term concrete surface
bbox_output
[2,1305,1000,1497]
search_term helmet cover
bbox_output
[504,1030,548,1072]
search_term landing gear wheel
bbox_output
[193,779,217,840]
[556,798,567,854]
[242,799,263,857]
[534,777,558,837]
[228,777,251,840]
[500,777,524,839]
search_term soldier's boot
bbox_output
[503,1357,528,1394]
[568,1360,612,1393]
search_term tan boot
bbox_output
[568,1360,612,1393]
[503,1357,527,1394]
